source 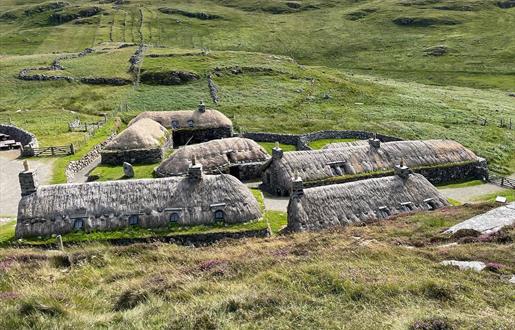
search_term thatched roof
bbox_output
[129,109,232,130]
[322,140,370,149]
[287,173,450,231]
[104,118,168,151]
[17,174,262,226]
[155,137,269,176]
[265,140,479,189]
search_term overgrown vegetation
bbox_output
[0,204,513,328]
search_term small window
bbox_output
[378,206,390,218]
[400,202,414,211]
[214,210,225,222]
[171,120,179,129]
[170,212,180,223]
[128,214,139,226]
[424,198,437,211]
[187,119,194,128]
[73,218,84,230]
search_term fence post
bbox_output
[51,146,55,156]
[70,144,75,155]
[501,178,504,187]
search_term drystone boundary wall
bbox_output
[18,47,131,85]
[241,130,402,150]
[0,124,39,149]
[65,134,116,182]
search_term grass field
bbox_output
[0,203,513,328]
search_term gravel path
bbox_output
[0,151,54,216]
[438,183,508,203]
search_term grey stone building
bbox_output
[287,168,450,232]
[154,137,270,181]
[100,118,172,165]
[16,162,262,238]
[262,139,488,196]
[129,103,233,147]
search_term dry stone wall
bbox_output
[65,134,115,182]
[0,124,39,150]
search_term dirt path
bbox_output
[0,151,54,217]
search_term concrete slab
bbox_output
[0,151,54,216]
[445,202,515,234]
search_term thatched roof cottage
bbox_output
[287,168,450,232]
[16,162,262,238]
[262,139,488,195]
[155,137,270,180]
[100,118,171,165]
[129,102,233,147]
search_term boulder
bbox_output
[123,162,134,178]
[441,260,486,272]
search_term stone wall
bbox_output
[65,134,115,182]
[298,130,402,150]
[0,124,39,151]
[172,127,233,147]
[232,162,265,181]
[241,130,402,150]
[416,158,489,185]
[100,147,163,165]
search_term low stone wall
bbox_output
[298,130,402,150]
[241,132,300,147]
[416,159,489,185]
[241,130,402,150]
[100,147,163,165]
[65,134,116,182]
[172,127,233,147]
[233,162,265,181]
[0,124,39,152]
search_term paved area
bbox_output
[445,202,515,234]
[263,193,289,212]
[0,151,54,216]
[438,183,508,203]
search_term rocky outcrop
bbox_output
[424,45,448,56]
[139,70,199,85]
[393,17,460,27]
[158,7,222,20]
[24,2,69,16]
[497,1,515,9]
[49,6,101,25]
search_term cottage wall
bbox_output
[172,127,233,147]
[100,147,164,165]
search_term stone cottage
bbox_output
[287,166,450,232]
[100,118,171,165]
[16,162,262,238]
[129,102,233,147]
[262,139,488,196]
[154,137,270,180]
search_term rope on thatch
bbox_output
[287,173,450,232]
[155,137,270,177]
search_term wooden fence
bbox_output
[489,175,515,189]
[26,144,75,157]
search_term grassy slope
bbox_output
[0,204,513,328]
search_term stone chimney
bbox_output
[368,133,381,149]
[272,142,283,160]
[188,156,203,182]
[291,176,304,198]
[394,159,411,180]
[19,160,38,196]
[198,100,206,113]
